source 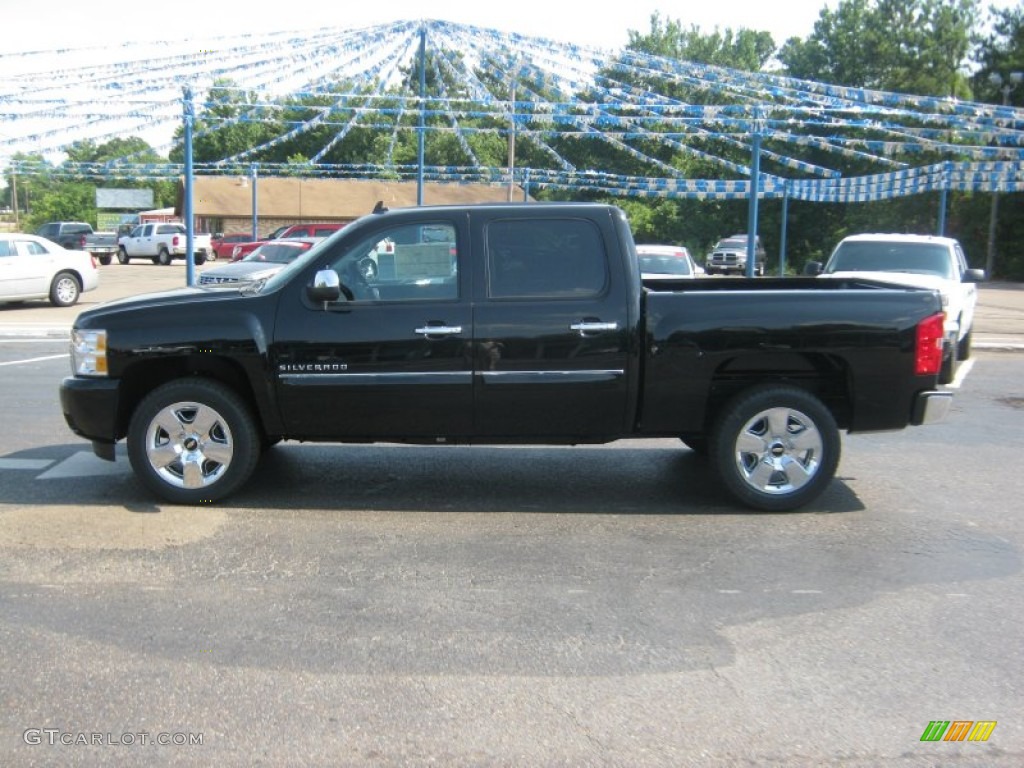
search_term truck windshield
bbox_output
[826,242,953,279]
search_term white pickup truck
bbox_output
[806,233,985,383]
[117,223,212,266]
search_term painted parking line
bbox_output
[36,450,127,479]
[946,358,975,390]
[0,459,54,470]
[0,354,68,367]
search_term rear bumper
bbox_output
[911,389,953,426]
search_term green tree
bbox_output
[778,0,979,97]
[24,182,96,231]
[968,3,1024,278]
[626,12,776,71]
[170,80,283,166]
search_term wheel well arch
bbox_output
[53,269,84,287]
[113,356,263,441]
[699,351,853,436]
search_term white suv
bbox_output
[807,233,984,383]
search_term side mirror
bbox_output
[307,268,342,304]
[963,268,986,283]
[803,261,824,276]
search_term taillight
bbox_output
[90,256,98,269]
[78,235,87,248]
[172,235,180,246]
[915,312,945,376]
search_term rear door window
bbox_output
[485,218,607,299]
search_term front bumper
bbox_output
[59,376,121,458]
[911,389,953,426]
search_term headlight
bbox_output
[70,329,108,376]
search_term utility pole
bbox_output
[508,59,520,202]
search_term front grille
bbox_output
[198,275,240,285]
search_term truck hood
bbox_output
[72,285,251,327]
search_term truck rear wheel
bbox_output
[710,384,840,511]
[127,379,261,504]
[158,247,172,265]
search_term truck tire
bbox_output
[127,378,261,504]
[158,247,172,265]
[118,247,130,264]
[49,271,81,307]
[98,255,112,266]
[939,345,957,385]
[194,252,207,266]
[957,327,972,361]
[710,384,840,511]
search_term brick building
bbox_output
[177,177,529,236]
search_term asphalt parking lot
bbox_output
[3,261,1023,764]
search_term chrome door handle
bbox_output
[415,325,463,336]
[570,321,618,336]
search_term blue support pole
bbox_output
[779,184,789,277]
[417,26,426,206]
[251,163,258,240]
[183,86,195,287]
[745,128,762,278]
[938,189,947,235]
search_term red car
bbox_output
[229,223,345,262]
[211,233,257,261]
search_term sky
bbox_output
[4,0,846,55]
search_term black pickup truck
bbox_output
[36,221,119,265]
[60,203,952,511]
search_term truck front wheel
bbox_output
[118,247,130,264]
[127,379,261,504]
[710,384,840,511]
[957,325,972,361]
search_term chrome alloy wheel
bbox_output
[732,406,823,495]
[144,401,235,489]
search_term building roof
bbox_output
[179,177,528,219]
